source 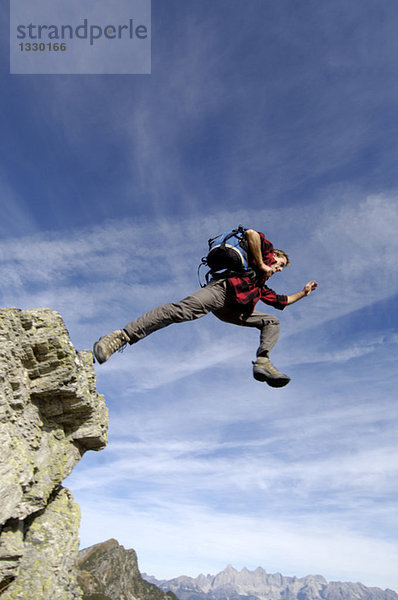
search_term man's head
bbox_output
[270,249,290,273]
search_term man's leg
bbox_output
[124,279,228,343]
[213,307,290,387]
[93,280,228,364]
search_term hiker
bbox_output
[93,227,318,387]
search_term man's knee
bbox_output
[268,315,280,326]
[258,314,280,329]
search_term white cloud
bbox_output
[69,428,398,503]
[2,192,397,341]
[1,195,398,394]
[67,389,398,552]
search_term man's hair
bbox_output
[274,248,290,266]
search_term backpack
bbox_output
[198,225,252,285]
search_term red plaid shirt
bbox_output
[227,232,288,313]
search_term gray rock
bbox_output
[0,308,108,598]
[1,488,82,600]
[77,539,178,600]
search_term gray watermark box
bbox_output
[10,0,151,74]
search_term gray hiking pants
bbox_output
[124,279,280,358]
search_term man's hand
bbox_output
[259,263,274,277]
[303,280,318,295]
[286,281,318,305]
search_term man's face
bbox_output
[270,254,287,274]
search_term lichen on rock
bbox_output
[0,308,108,599]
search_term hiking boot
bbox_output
[252,357,290,388]
[93,329,130,364]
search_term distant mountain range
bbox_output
[143,564,398,600]
[76,539,397,600]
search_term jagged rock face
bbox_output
[0,308,108,599]
[1,488,81,598]
[148,566,398,600]
[77,539,178,600]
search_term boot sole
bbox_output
[253,370,290,387]
[93,342,107,364]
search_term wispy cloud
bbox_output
[1,194,397,395]
[1,193,397,330]
[68,386,398,558]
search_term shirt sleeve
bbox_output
[260,285,288,310]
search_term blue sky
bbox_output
[2,0,398,591]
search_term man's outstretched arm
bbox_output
[286,281,318,305]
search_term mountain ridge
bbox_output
[77,539,178,600]
[143,564,397,600]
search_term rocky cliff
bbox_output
[77,539,178,600]
[0,307,108,599]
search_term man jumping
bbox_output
[93,228,317,387]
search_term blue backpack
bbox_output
[198,225,252,285]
